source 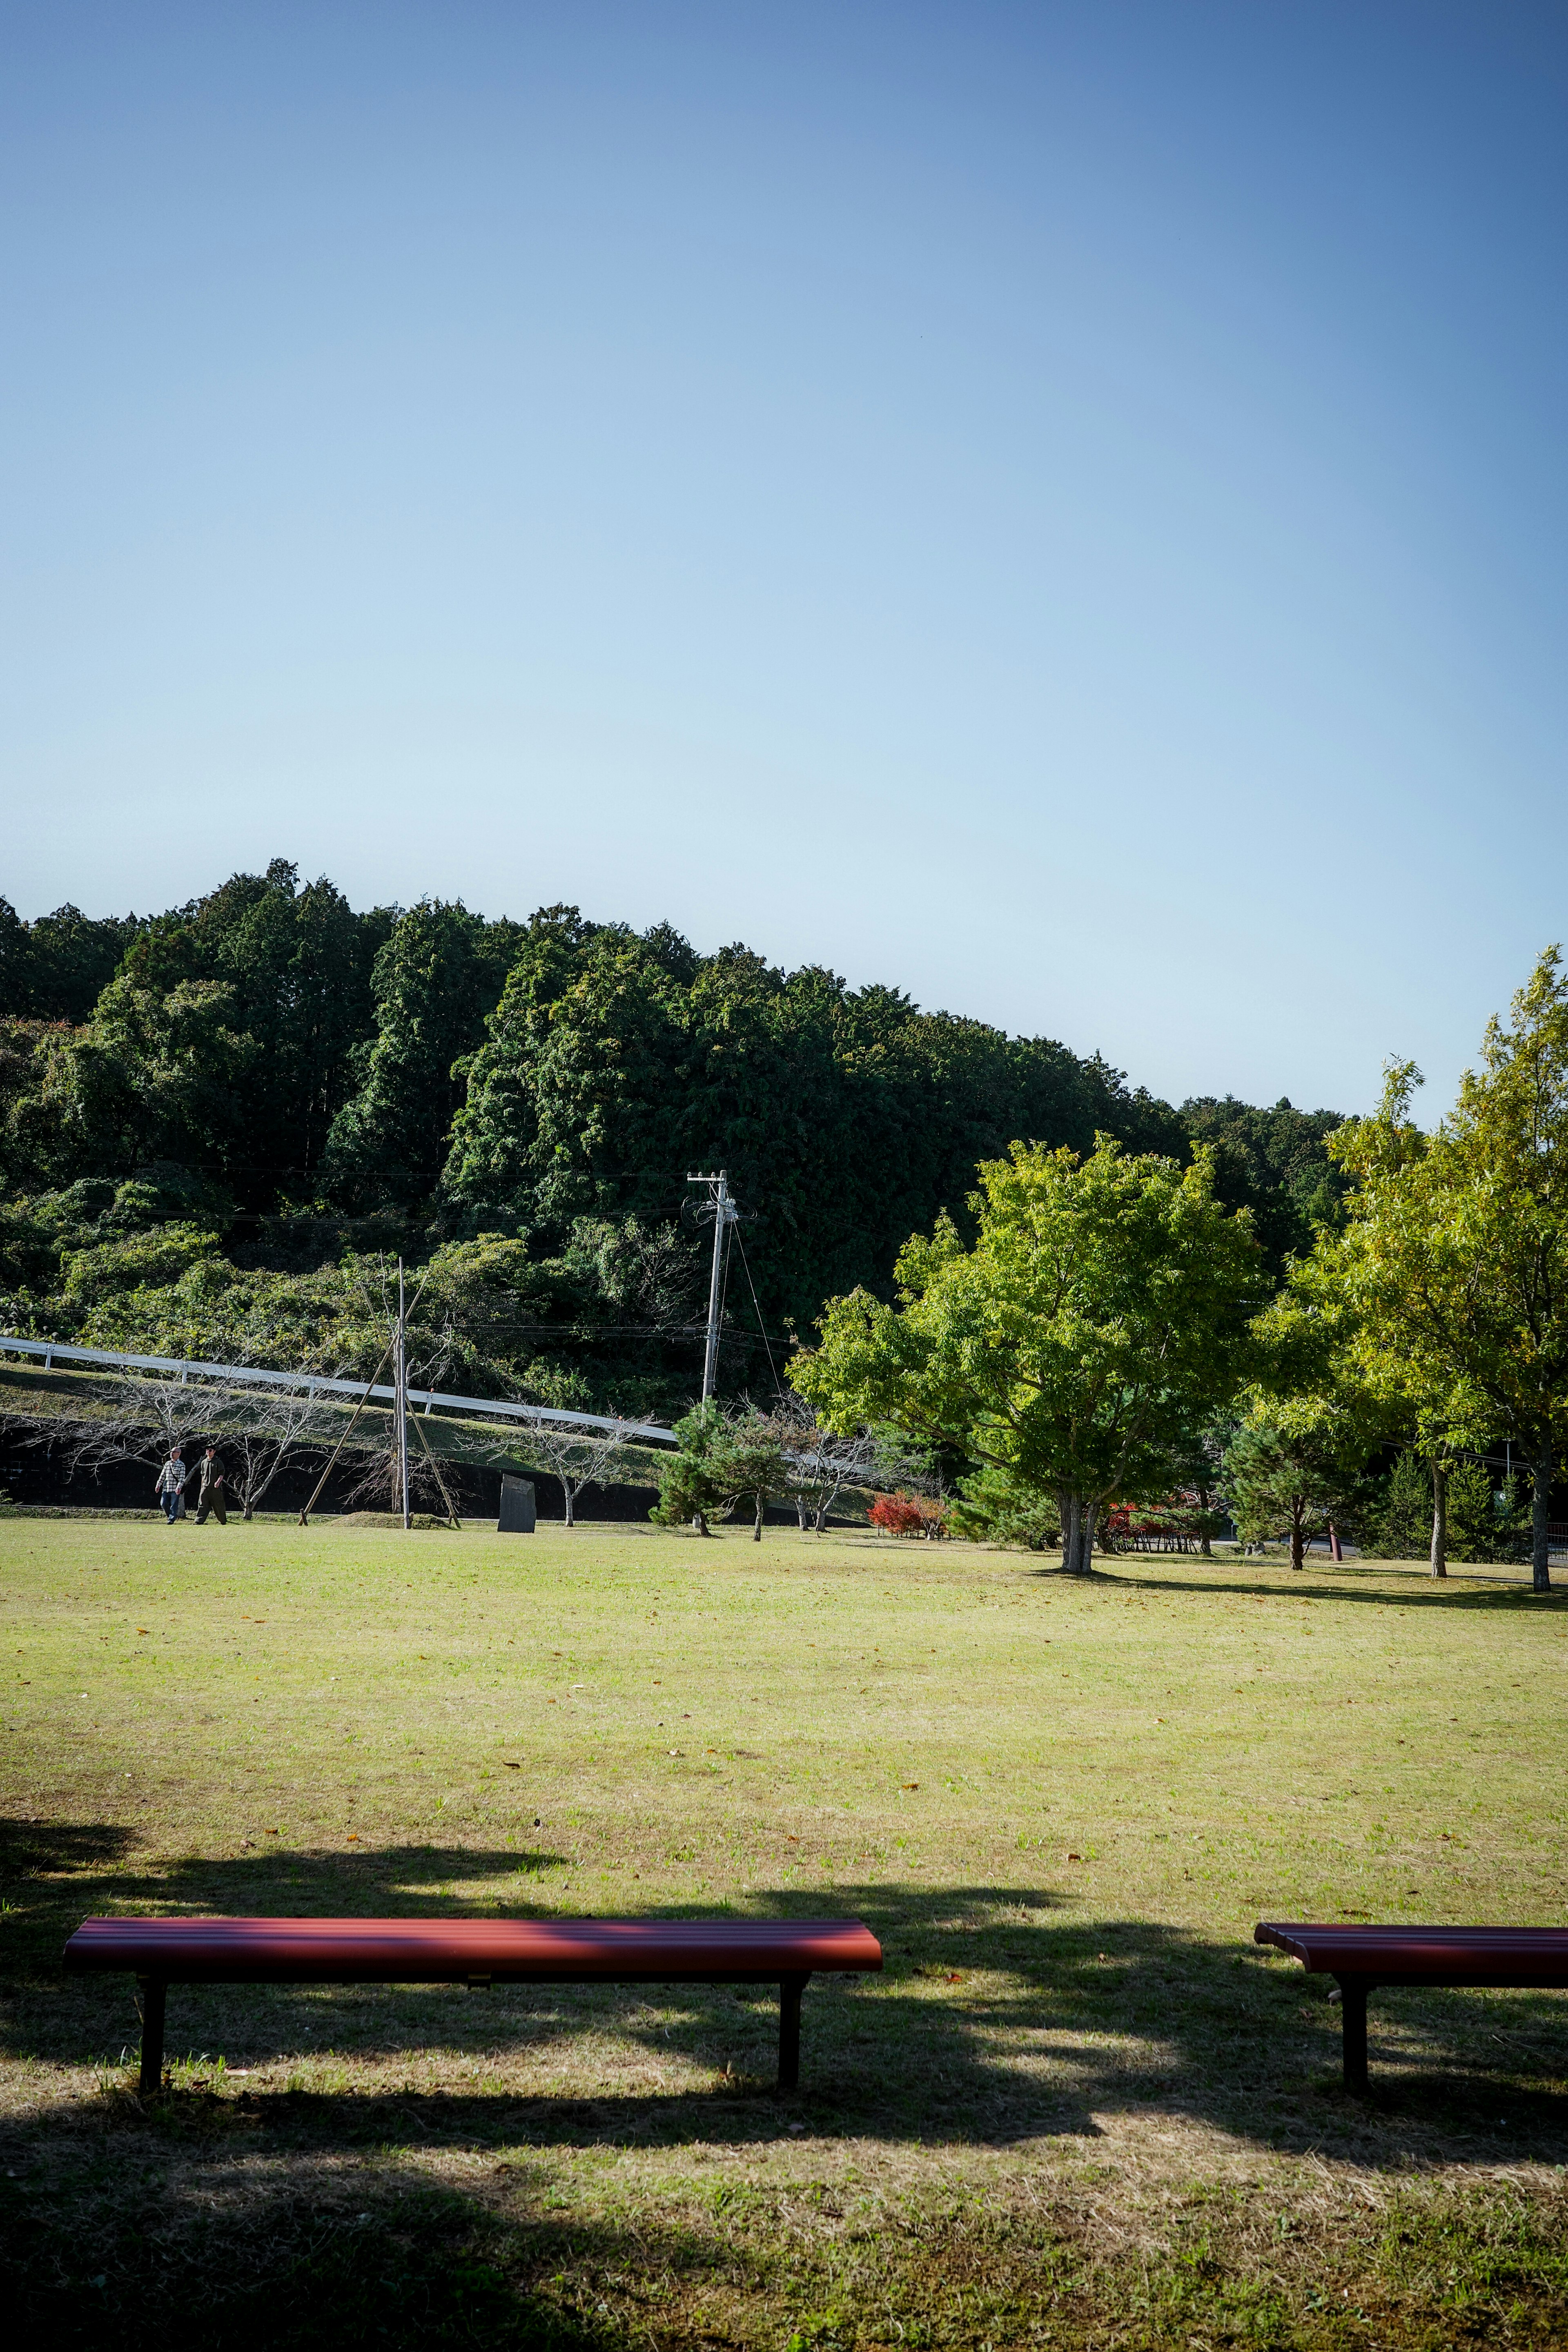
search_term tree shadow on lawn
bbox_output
[6,1823,1568,2167]
[1034,1561,1568,1611]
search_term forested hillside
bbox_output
[0,861,1346,1419]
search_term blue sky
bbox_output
[3,2,1564,1117]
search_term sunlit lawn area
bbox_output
[4,1512,1568,2346]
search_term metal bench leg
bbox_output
[1336,1976,1368,2095]
[137,1976,166,2098]
[778,1972,809,2091]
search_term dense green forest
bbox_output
[0,860,1346,1420]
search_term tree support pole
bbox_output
[297,1344,393,1524]
[396,1260,411,1532]
[409,1408,462,1530]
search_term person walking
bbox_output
[195,1446,227,1526]
[154,1449,187,1524]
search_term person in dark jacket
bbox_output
[195,1447,227,1526]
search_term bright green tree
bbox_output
[1325,950,1568,1594]
[1254,1161,1475,1575]
[789,1136,1264,1575]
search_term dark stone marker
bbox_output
[498,1475,537,1534]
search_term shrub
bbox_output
[869,1489,948,1539]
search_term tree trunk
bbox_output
[753,1493,764,1541]
[563,1483,575,1528]
[1532,1433,1553,1593]
[1059,1494,1098,1575]
[795,1498,808,1532]
[1289,1496,1305,1572]
[693,1510,710,1537]
[1429,1462,1447,1580]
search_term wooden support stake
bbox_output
[297,1344,392,1524]
[410,1407,463,1530]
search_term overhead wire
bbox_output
[732,1224,784,1401]
[716,1208,735,1369]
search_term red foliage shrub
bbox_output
[869,1490,949,1538]
[869,1492,925,1535]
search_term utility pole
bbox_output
[687,1171,738,1403]
[395,1258,411,1530]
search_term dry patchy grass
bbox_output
[4,1515,1568,2346]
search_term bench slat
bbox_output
[63,1915,883,1984]
[1255,1922,1568,1986]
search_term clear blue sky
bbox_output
[4,2,1564,1117]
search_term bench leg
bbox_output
[1336,1976,1368,2095]
[137,1976,166,2098]
[778,1972,809,2091]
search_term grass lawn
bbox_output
[4,1512,1568,2348]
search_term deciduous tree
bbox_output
[1324,951,1568,1594]
[790,1136,1263,1575]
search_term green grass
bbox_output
[4,1513,1568,2347]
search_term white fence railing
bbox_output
[0,1332,677,1447]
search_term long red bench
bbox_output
[1256,1921,1568,2093]
[64,1915,882,2099]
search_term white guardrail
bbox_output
[0,1333,678,1447]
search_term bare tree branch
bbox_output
[24,1348,354,1519]
[756,1399,927,1532]
[517,1418,634,1526]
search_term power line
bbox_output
[732,1223,784,1401]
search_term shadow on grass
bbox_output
[1027,1559,1568,1610]
[1,2156,631,2350]
[10,1835,1568,2348]
[7,1822,1568,2165]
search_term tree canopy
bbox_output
[1307,951,1568,1592]
[790,1136,1264,1571]
[2,860,1343,1421]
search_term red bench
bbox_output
[64,1915,882,2099]
[1256,1921,1568,2093]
